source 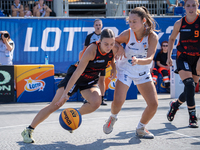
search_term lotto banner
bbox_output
[0,65,15,103]
[14,65,55,102]
[0,17,181,74]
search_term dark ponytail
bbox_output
[100,29,115,41]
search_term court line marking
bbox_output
[164,129,200,141]
[1,113,200,143]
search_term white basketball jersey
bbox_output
[116,28,152,78]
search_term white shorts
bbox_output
[117,72,152,87]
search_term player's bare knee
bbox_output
[148,100,158,110]
[90,99,101,110]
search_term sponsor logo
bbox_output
[128,59,132,64]
[143,42,147,48]
[182,25,187,28]
[96,56,101,59]
[0,70,11,85]
[24,77,45,92]
[108,53,113,58]
[160,82,166,88]
[171,66,174,72]
[108,78,117,90]
[0,70,11,92]
[180,29,191,32]
[69,84,76,93]
[124,74,128,81]
[195,24,199,28]
[183,61,189,70]
[24,27,119,52]
[128,46,139,50]
[137,55,146,58]
[64,111,72,125]
[145,76,150,80]
[70,109,77,117]
[139,72,146,76]
[94,60,105,63]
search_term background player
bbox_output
[166,0,199,128]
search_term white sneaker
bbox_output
[103,116,117,134]
[136,127,154,139]
[21,127,35,143]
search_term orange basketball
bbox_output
[59,108,82,131]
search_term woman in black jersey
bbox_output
[80,19,107,105]
[21,29,120,143]
[156,41,170,90]
[167,0,199,128]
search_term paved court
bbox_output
[0,93,200,150]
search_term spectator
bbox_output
[179,0,185,6]
[155,41,170,91]
[167,0,185,14]
[0,31,15,65]
[11,0,24,17]
[33,1,39,16]
[150,59,159,85]
[24,5,32,17]
[34,0,52,17]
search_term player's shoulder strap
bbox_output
[80,41,98,60]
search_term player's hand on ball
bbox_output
[55,94,69,107]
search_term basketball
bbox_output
[59,108,82,131]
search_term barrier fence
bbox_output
[1,0,197,17]
[0,0,53,17]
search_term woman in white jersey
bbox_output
[103,6,158,139]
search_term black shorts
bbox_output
[100,70,105,76]
[57,65,99,96]
[176,53,199,75]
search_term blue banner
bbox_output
[0,17,181,73]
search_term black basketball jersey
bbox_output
[84,32,101,46]
[177,14,200,56]
[79,42,114,83]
